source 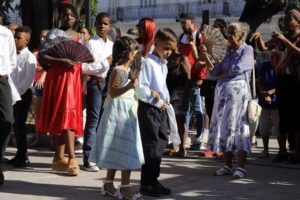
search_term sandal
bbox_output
[118,184,143,200]
[215,165,233,176]
[51,157,68,172]
[233,167,247,179]
[67,158,80,176]
[101,180,117,197]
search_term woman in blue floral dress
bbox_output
[201,22,254,179]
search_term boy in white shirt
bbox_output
[8,26,36,168]
[137,28,177,197]
[81,12,113,171]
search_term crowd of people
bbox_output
[0,2,300,199]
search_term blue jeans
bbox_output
[83,79,104,160]
[185,87,205,138]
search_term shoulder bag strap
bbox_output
[245,63,255,100]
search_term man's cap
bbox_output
[176,12,195,22]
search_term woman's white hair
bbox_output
[229,22,250,41]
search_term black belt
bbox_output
[0,75,8,80]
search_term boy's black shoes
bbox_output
[140,182,171,197]
[156,182,171,195]
[7,155,30,168]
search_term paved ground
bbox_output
[1,136,300,200]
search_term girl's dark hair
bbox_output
[59,3,79,28]
[106,36,138,82]
[213,18,228,39]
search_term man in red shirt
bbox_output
[177,13,206,149]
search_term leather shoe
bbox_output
[156,182,171,195]
[140,184,164,197]
[7,155,30,168]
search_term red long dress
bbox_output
[37,36,83,136]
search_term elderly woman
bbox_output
[250,8,300,164]
[201,22,254,179]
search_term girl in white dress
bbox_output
[89,36,144,200]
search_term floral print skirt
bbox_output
[207,79,251,154]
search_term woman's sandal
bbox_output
[233,167,247,179]
[215,165,234,176]
[51,157,69,172]
[101,180,118,197]
[67,158,80,176]
[118,184,143,200]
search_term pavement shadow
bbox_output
[0,180,108,200]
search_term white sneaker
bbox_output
[83,162,99,172]
[200,143,207,151]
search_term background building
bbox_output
[98,0,245,22]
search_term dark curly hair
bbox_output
[106,36,138,82]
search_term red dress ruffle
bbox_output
[37,37,83,136]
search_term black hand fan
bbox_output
[47,40,94,64]
[201,25,227,63]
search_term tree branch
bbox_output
[239,0,285,32]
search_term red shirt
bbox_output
[179,30,206,80]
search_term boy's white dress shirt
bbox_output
[136,53,170,109]
[81,35,113,79]
[10,47,36,96]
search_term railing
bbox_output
[108,1,245,22]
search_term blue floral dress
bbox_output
[207,42,253,154]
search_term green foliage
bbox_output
[78,0,97,35]
[92,0,97,16]
[278,15,286,33]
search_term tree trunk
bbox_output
[21,0,53,50]
[239,0,285,32]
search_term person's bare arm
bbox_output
[109,69,137,98]
[42,55,76,68]
[249,32,275,51]
[272,31,300,56]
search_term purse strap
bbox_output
[245,63,256,100]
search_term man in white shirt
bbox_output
[8,26,36,168]
[0,22,17,185]
[81,12,113,171]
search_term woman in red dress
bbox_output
[37,3,82,176]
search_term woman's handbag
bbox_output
[245,65,262,123]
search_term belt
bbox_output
[90,75,105,83]
[0,75,8,80]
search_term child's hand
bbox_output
[106,56,112,65]
[160,100,169,112]
[130,69,139,80]
[151,90,160,102]
[130,79,138,88]
[264,96,272,104]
